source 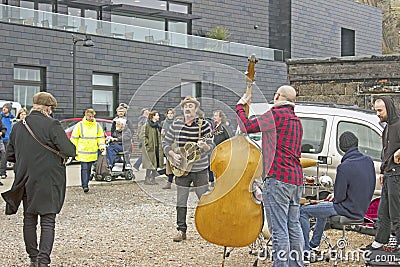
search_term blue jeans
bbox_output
[106,143,123,167]
[80,162,94,188]
[263,178,304,267]
[299,202,338,251]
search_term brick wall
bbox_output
[290,0,382,58]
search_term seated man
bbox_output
[106,118,132,169]
[300,131,376,253]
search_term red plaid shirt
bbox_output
[236,104,303,185]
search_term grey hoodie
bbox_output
[379,96,400,174]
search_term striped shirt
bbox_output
[163,118,214,172]
[236,104,303,185]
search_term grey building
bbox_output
[0,0,381,122]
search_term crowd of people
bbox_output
[1,88,400,267]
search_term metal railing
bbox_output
[0,4,283,61]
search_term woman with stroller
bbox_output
[141,110,164,185]
[106,118,132,169]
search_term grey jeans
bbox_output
[23,195,56,265]
[175,169,209,232]
[375,173,400,244]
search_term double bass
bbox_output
[195,55,263,248]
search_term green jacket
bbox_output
[142,121,164,170]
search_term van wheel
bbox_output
[95,175,103,181]
[105,175,112,182]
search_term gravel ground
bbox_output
[0,176,374,267]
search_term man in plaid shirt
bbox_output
[236,85,304,266]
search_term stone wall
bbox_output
[287,55,400,109]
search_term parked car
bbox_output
[60,118,113,164]
[241,102,384,194]
[60,118,113,139]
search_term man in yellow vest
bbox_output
[70,109,105,193]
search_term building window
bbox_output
[341,28,355,56]
[110,1,191,33]
[113,0,167,10]
[169,2,188,13]
[338,121,381,161]
[180,81,201,98]
[92,73,117,118]
[68,6,81,17]
[13,66,45,110]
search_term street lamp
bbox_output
[72,34,94,117]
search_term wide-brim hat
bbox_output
[180,96,200,108]
[33,92,57,109]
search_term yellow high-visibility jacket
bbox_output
[70,117,105,162]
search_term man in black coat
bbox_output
[2,92,76,267]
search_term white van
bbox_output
[0,100,22,117]
[244,102,384,194]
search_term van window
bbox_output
[337,122,382,161]
[300,118,326,154]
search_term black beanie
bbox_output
[339,131,358,152]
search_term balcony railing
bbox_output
[0,4,283,61]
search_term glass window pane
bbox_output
[300,118,326,153]
[14,68,41,81]
[92,89,113,118]
[68,7,81,17]
[20,1,34,9]
[13,85,39,110]
[168,21,187,34]
[85,9,97,20]
[133,16,164,30]
[93,74,113,86]
[338,122,382,160]
[169,3,188,14]
[113,0,166,10]
[38,3,52,13]
[181,82,196,98]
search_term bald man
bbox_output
[237,85,304,266]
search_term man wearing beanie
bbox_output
[0,102,15,179]
[300,131,375,259]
